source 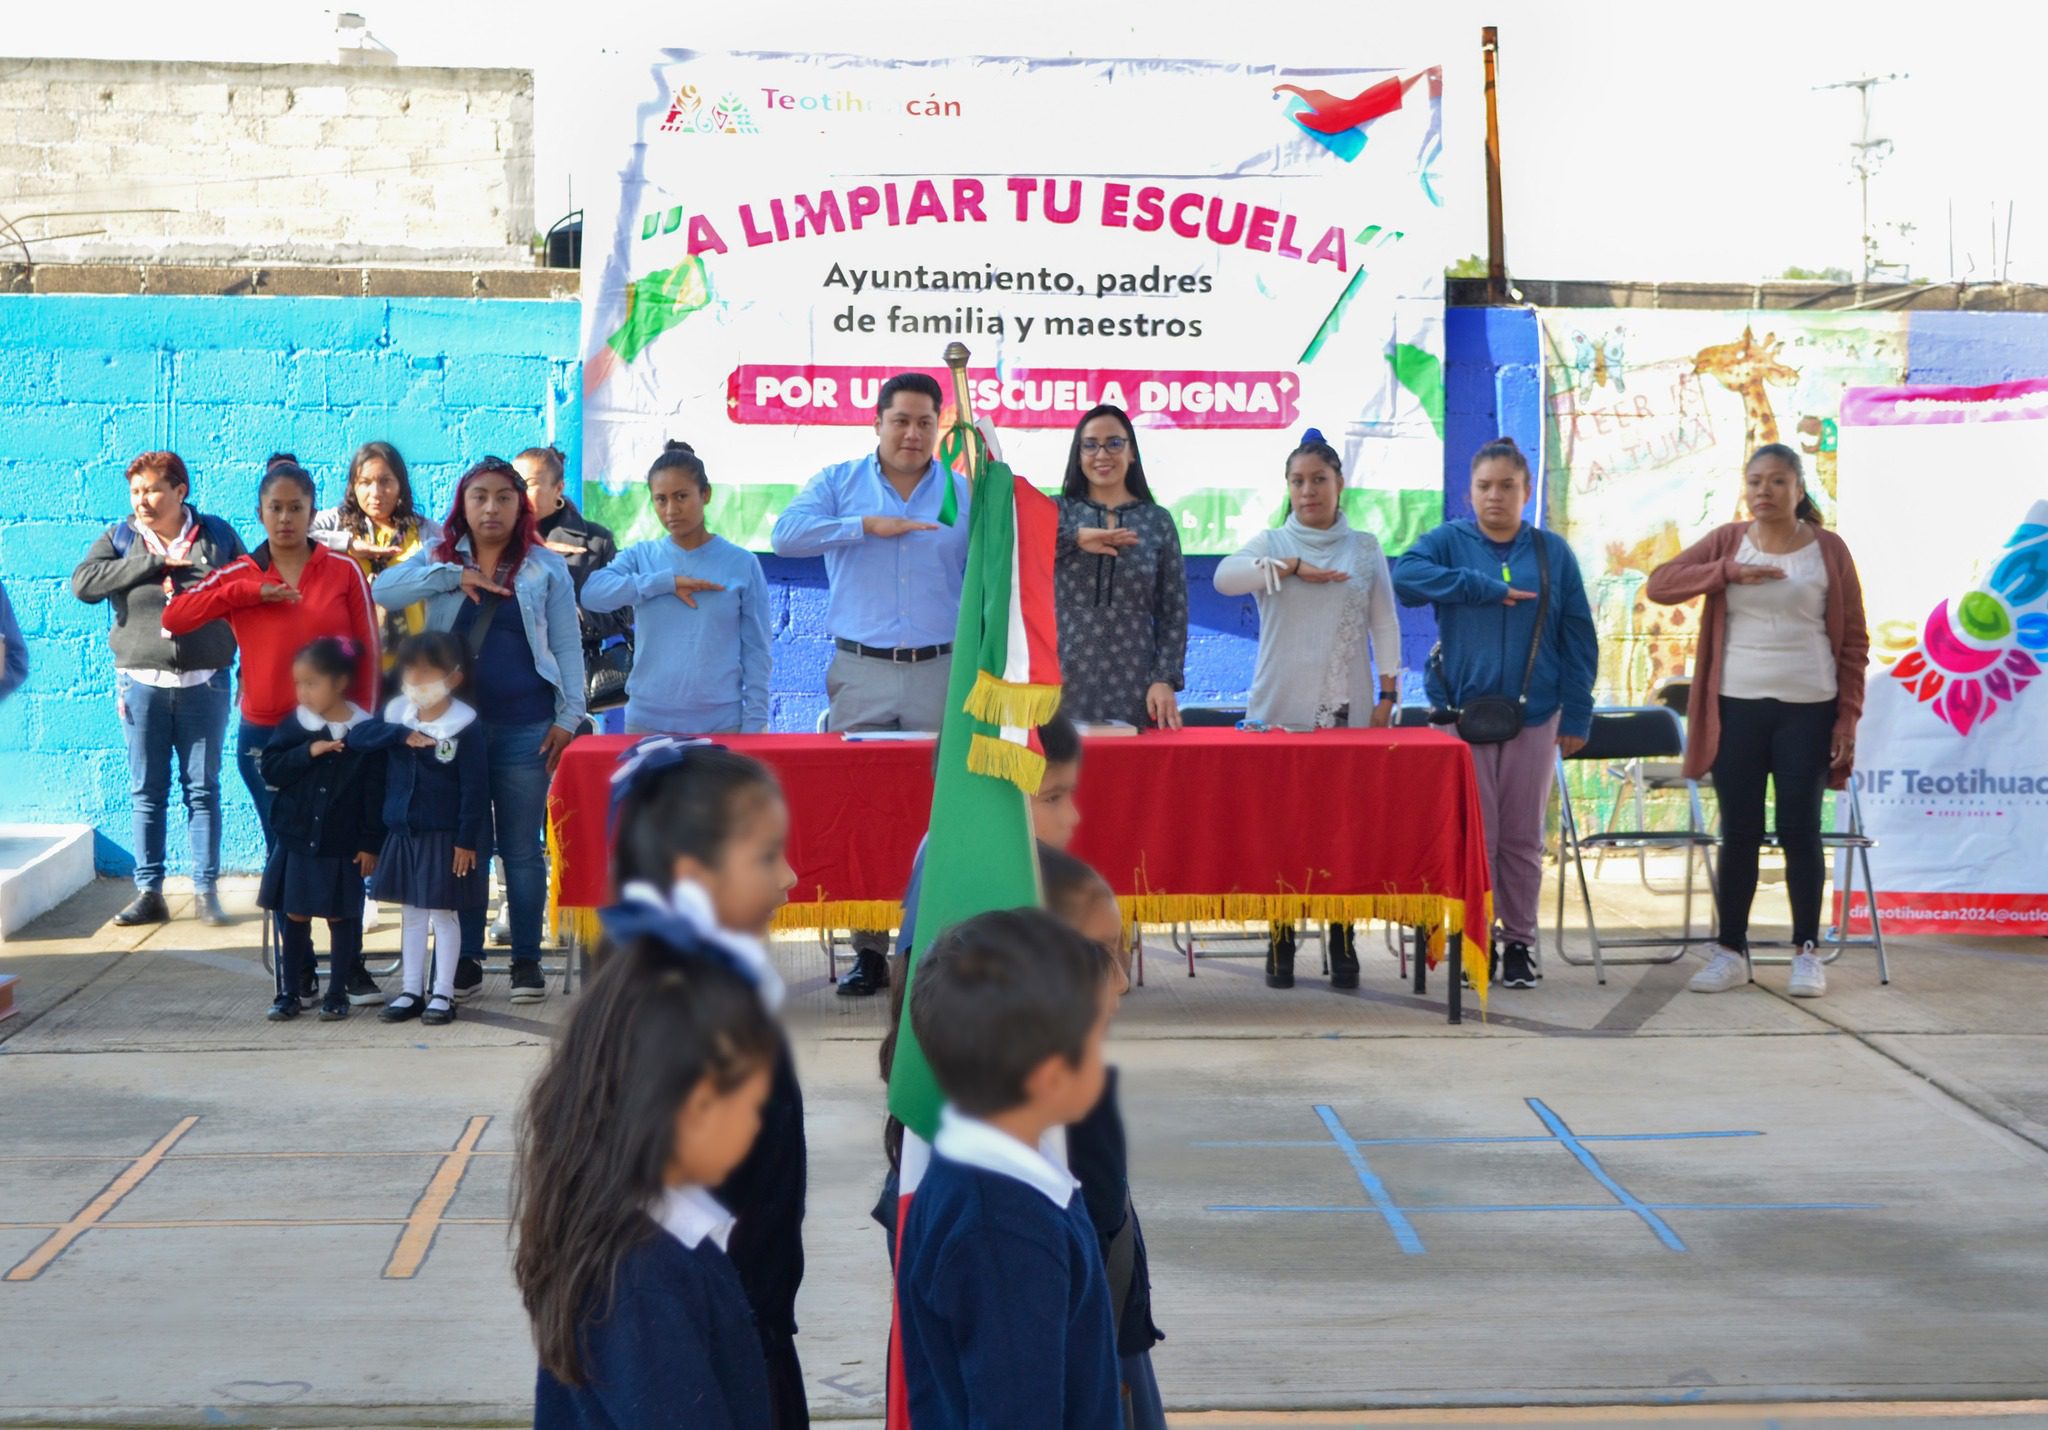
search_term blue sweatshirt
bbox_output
[534,1218,774,1429]
[580,534,772,734]
[1392,520,1599,739]
[896,1152,1121,1429]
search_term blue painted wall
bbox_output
[8,294,2048,877]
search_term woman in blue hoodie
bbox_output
[1393,436,1597,991]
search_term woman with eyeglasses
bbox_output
[1054,404,1188,729]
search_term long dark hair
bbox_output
[1060,404,1154,504]
[339,441,420,540]
[1748,442,1824,525]
[512,942,776,1386]
[435,457,540,579]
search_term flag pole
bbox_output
[943,341,976,452]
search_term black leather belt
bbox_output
[835,638,953,664]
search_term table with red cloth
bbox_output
[548,728,1494,1000]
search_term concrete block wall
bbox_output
[0,59,534,267]
[0,294,579,877]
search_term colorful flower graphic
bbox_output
[1879,503,2048,734]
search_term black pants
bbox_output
[1711,696,1836,951]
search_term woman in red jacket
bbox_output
[165,459,380,931]
[1645,443,1868,1000]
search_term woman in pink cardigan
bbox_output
[1646,443,1868,999]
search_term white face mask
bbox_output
[403,678,451,709]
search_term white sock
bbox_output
[428,910,462,1000]
[399,907,430,996]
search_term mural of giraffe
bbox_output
[1693,326,1801,517]
[1596,521,1691,704]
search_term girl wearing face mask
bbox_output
[312,441,440,692]
[347,632,491,1027]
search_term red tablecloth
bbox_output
[548,729,1492,951]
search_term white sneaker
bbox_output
[1787,944,1827,998]
[1687,946,1748,993]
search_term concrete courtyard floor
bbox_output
[0,864,2044,1427]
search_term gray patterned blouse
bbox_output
[1053,496,1189,727]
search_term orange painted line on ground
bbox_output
[382,1115,490,1280]
[4,1116,199,1281]
[1167,1401,2048,1425]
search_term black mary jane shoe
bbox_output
[421,995,457,1027]
[380,993,424,1024]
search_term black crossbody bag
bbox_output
[1429,531,1549,745]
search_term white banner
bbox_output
[577,51,1447,554]
[1837,378,2048,935]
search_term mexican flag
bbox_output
[884,407,1062,1428]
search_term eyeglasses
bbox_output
[1080,437,1129,455]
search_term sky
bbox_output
[9,0,2045,284]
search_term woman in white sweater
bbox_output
[1213,428,1404,990]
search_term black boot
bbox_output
[1266,924,1297,989]
[1328,923,1360,989]
[113,890,170,926]
[837,947,892,997]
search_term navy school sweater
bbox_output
[895,1153,1122,1429]
[534,1217,774,1430]
[347,702,490,851]
[256,711,386,860]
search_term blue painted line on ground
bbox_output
[1208,1201,1885,1215]
[1525,1096,1688,1251]
[1193,1130,1763,1149]
[1312,1104,1426,1255]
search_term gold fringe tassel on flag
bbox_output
[961,669,1063,730]
[966,731,1047,793]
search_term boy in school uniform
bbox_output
[894,907,1122,1429]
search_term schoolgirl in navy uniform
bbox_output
[256,636,386,1022]
[349,632,489,1026]
[599,740,810,1429]
[518,738,797,1429]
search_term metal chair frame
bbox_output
[1724,782,1891,984]
[1553,706,1719,984]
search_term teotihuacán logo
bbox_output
[660,85,757,136]
[1879,504,2048,736]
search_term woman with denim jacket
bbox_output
[373,456,586,1005]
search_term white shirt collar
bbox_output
[620,877,786,1012]
[135,508,195,558]
[295,702,370,736]
[382,695,478,740]
[650,1184,735,1252]
[933,1106,1079,1208]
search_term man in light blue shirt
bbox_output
[772,372,971,735]
[771,371,970,996]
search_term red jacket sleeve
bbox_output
[1644,525,1740,606]
[161,558,261,635]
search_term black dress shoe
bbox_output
[195,891,231,927]
[837,948,891,997]
[1266,927,1297,989]
[113,891,170,926]
[1327,923,1360,990]
[421,995,457,1027]
[379,993,423,1023]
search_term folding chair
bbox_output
[1554,705,1718,984]
[1591,678,1696,892]
[1729,781,1890,985]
